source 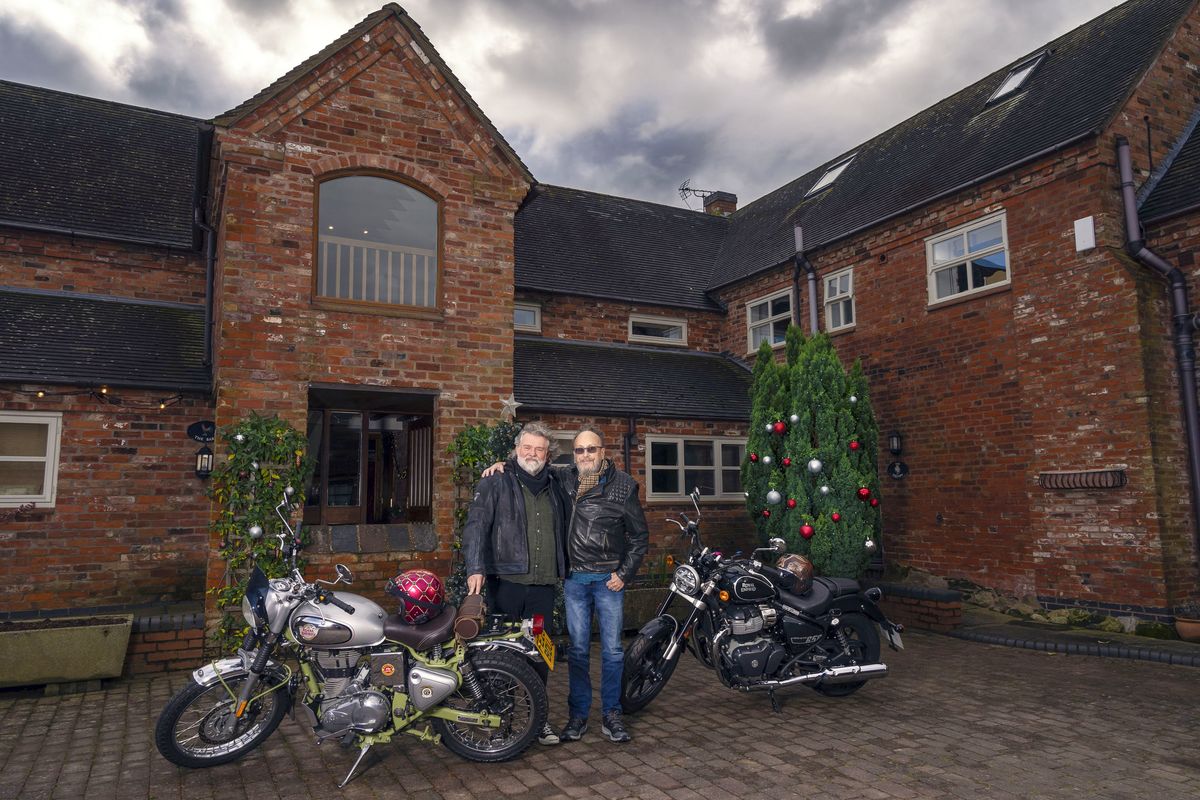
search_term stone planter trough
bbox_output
[0,615,133,688]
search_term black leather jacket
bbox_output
[566,461,649,584]
[462,460,569,580]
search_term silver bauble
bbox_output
[251,461,259,470]
[864,539,877,552]
[766,489,783,505]
[285,486,295,496]
[820,484,831,495]
[807,458,822,473]
[849,395,858,404]
[789,414,799,423]
[248,525,263,539]
[234,433,245,443]
[765,423,775,433]
[762,455,773,465]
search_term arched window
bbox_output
[315,174,439,309]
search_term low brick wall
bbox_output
[125,611,206,675]
[875,583,963,633]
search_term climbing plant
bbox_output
[209,413,313,651]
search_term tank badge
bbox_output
[381,663,395,677]
[299,623,318,640]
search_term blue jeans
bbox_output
[563,576,624,718]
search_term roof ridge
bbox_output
[535,183,727,220]
[0,286,204,312]
[0,79,208,124]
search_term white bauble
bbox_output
[807,458,822,474]
[766,490,782,505]
[248,525,263,539]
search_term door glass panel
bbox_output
[327,412,361,507]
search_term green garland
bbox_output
[209,413,314,652]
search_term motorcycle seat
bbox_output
[778,577,862,615]
[384,607,458,650]
[816,576,861,597]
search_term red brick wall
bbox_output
[205,14,531,611]
[126,626,206,675]
[518,291,726,352]
[0,387,212,614]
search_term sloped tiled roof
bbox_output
[1141,120,1200,224]
[0,289,209,391]
[707,0,1191,289]
[515,185,728,310]
[513,336,751,420]
[0,81,206,249]
[214,3,532,182]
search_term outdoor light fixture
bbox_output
[888,431,903,456]
[195,445,214,479]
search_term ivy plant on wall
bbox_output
[209,413,313,652]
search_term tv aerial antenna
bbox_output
[679,178,716,210]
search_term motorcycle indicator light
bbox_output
[718,590,730,602]
[530,614,545,636]
[665,554,675,570]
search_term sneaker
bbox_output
[601,710,631,743]
[537,722,560,746]
[560,716,588,742]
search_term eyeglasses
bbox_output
[518,445,549,455]
[573,445,601,454]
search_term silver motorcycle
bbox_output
[155,490,554,786]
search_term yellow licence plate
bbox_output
[534,630,555,671]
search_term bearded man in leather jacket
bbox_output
[558,425,649,745]
[462,421,569,746]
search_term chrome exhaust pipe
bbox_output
[744,662,889,691]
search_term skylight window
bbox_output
[989,52,1045,103]
[805,154,854,197]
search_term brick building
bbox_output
[3,0,1200,643]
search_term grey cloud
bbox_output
[227,0,296,22]
[0,20,107,97]
[757,0,919,75]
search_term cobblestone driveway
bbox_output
[2,629,1198,799]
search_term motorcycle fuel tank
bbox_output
[290,592,387,648]
[720,566,777,603]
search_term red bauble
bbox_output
[786,498,797,509]
[773,421,787,434]
[849,440,861,451]
[799,524,815,539]
[782,457,792,467]
[857,487,871,501]
[762,509,771,518]
[749,453,758,462]
[831,512,841,522]
[870,498,880,508]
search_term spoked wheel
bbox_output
[811,613,881,697]
[432,651,547,762]
[155,677,288,768]
[620,624,682,714]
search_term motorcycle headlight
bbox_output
[672,564,700,596]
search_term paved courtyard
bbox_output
[2,629,1198,799]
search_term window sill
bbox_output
[312,298,444,321]
[629,337,688,347]
[646,496,745,505]
[926,282,1011,312]
[827,324,856,338]
[514,325,542,334]
[745,340,786,357]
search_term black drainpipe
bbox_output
[1117,135,1200,552]
[793,225,819,334]
[194,207,216,369]
[624,416,636,474]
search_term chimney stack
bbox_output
[703,191,737,216]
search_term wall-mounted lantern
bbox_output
[888,430,903,456]
[195,445,214,479]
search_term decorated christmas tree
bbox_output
[743,328,881,578]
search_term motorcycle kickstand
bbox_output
[768,689,782,714]
[338,742,373,788]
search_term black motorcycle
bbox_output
[621,489,903,713]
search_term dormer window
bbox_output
[989,52,1045,103]
[628,314,687,346]
[805,154,854,197]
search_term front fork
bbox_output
[233,631,280,718]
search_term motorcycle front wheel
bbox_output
[811,612,881,697]
[155,677,288,768]
[620,619,683,714]
[432,650,547,762]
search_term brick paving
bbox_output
[2,629,1199,799]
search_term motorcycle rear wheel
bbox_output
[155,677,287,768]
[620,625,682,714]
[432,650,547,762]
[811,612,881,697]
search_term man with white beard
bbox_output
[462,421,569,745]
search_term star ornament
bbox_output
[499,393,523,421]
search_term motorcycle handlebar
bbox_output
[319,590,356,615]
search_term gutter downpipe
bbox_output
[794,225,819,334]
[1117,135,1200,552]
[624,416,636,474]
[194,207,216,369]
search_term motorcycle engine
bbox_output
[721,605,786,681]
[310,650,391,735]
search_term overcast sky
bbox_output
[1,0,1125,208]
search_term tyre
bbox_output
[620,622,682,714]
[812,612,881,697]
[154,677,288,768]
[432,650,547,762]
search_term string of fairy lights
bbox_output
[2,385,185,410]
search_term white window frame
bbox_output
[645,436,746,501]
[988,52,1045,104]
[805,154,855,197]
[514,302,541,333]
[823,266,855,332]
[550,431,576,466]
[746,289,792,352]
[628,314,688,346]
[925,211,1010,305]
[0,411,62,508]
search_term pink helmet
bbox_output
[386,569,445,625]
